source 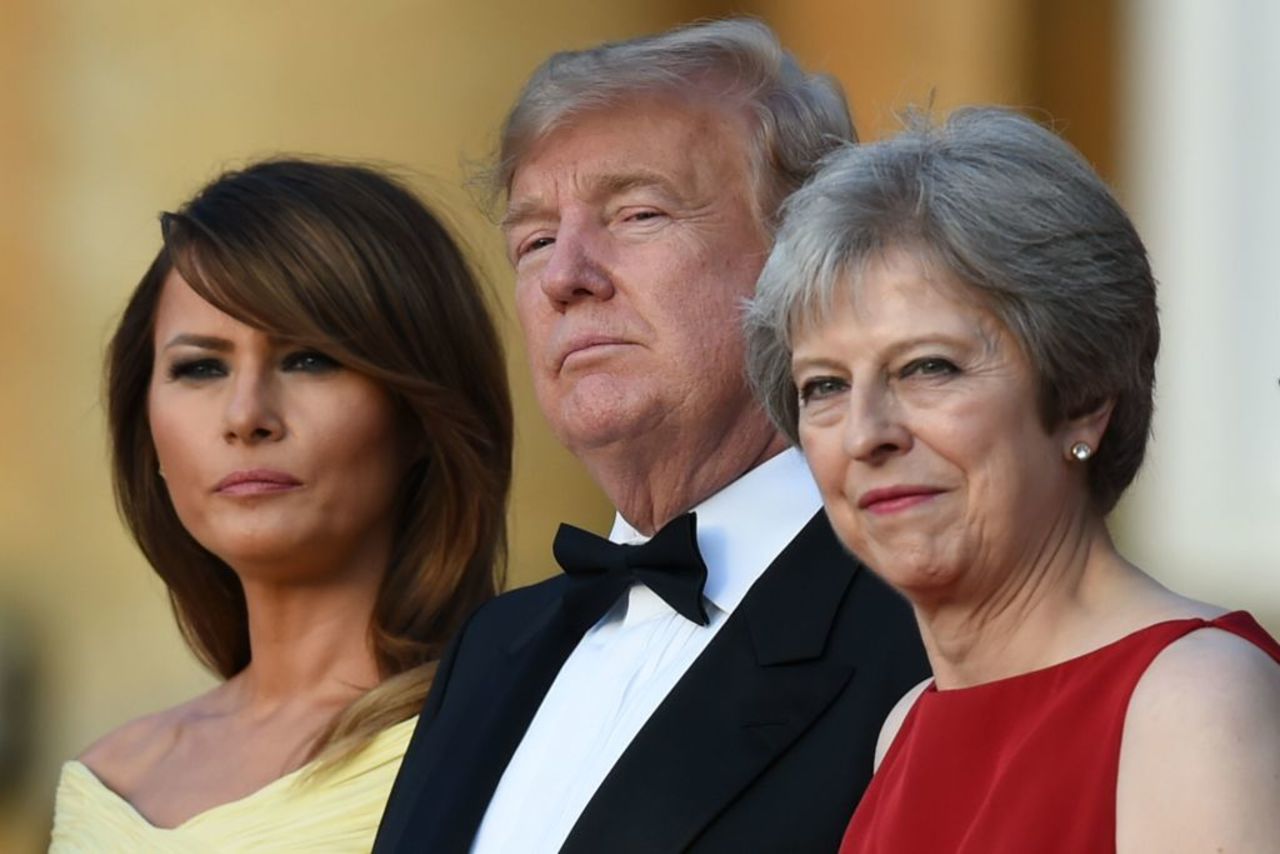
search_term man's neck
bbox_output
[585,430,789,536]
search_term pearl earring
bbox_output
[1069,442,1093,462]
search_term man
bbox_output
[376,19,927,853]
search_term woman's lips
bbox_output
[214,469,303,496]
[857,486,946,515]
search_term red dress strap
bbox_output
[1207,611,1280,662]
[839,611,1280,853]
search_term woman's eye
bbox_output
[798,376,847,405]
[901,357,958,379]
[168,358,226,381]
[282,350,341,373]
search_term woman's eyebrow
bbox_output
[161,333,233,352]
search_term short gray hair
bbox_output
[489,17,854,227]
[745,107,1159,512]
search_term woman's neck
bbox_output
[228,567,384,715]
[914,515,1146,690]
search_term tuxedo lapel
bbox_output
[377,597,582,854]
[561,513,859,853]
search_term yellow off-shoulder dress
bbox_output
[48,715,416,853]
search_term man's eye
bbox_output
[798,376,847,405]
[519,236,555,258]
[901,357,958,378]
[168,358,226,381]
[282,351,341,373]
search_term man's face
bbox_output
[504,94,770,458]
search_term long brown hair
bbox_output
[107,159,512,763]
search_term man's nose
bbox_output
[539,223,615,306]
[842,384,911,464]
[222,371,285,445]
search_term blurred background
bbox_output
[0,0,1275,847]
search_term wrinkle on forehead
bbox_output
[502,93,757,223]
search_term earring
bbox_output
[1069,442,1093,462]
[158,466,166,480]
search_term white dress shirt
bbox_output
[470,448,822,854]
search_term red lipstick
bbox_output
[857,485,945,515]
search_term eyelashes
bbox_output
[798,376,847,405]
[168,357,225,381]
[796,357,962,407]
[280,351,340,373]
[166,350,341,382]
[516,236,554,260]
[899,357,959,379]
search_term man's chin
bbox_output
[549,393,665,456]
[557,415,650,454]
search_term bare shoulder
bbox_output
[874,677,932,770]
[77,707,181,788]
[77,690,217,792]
[1130,621,1280,716]
[1116,622,1280,853]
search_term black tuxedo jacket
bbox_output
[374,512,928,853]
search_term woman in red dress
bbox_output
[745,107,1280,853]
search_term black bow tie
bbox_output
[553,512,710,631]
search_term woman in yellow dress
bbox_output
[50,159,513,851]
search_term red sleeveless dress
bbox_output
[839,611,1280,853]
